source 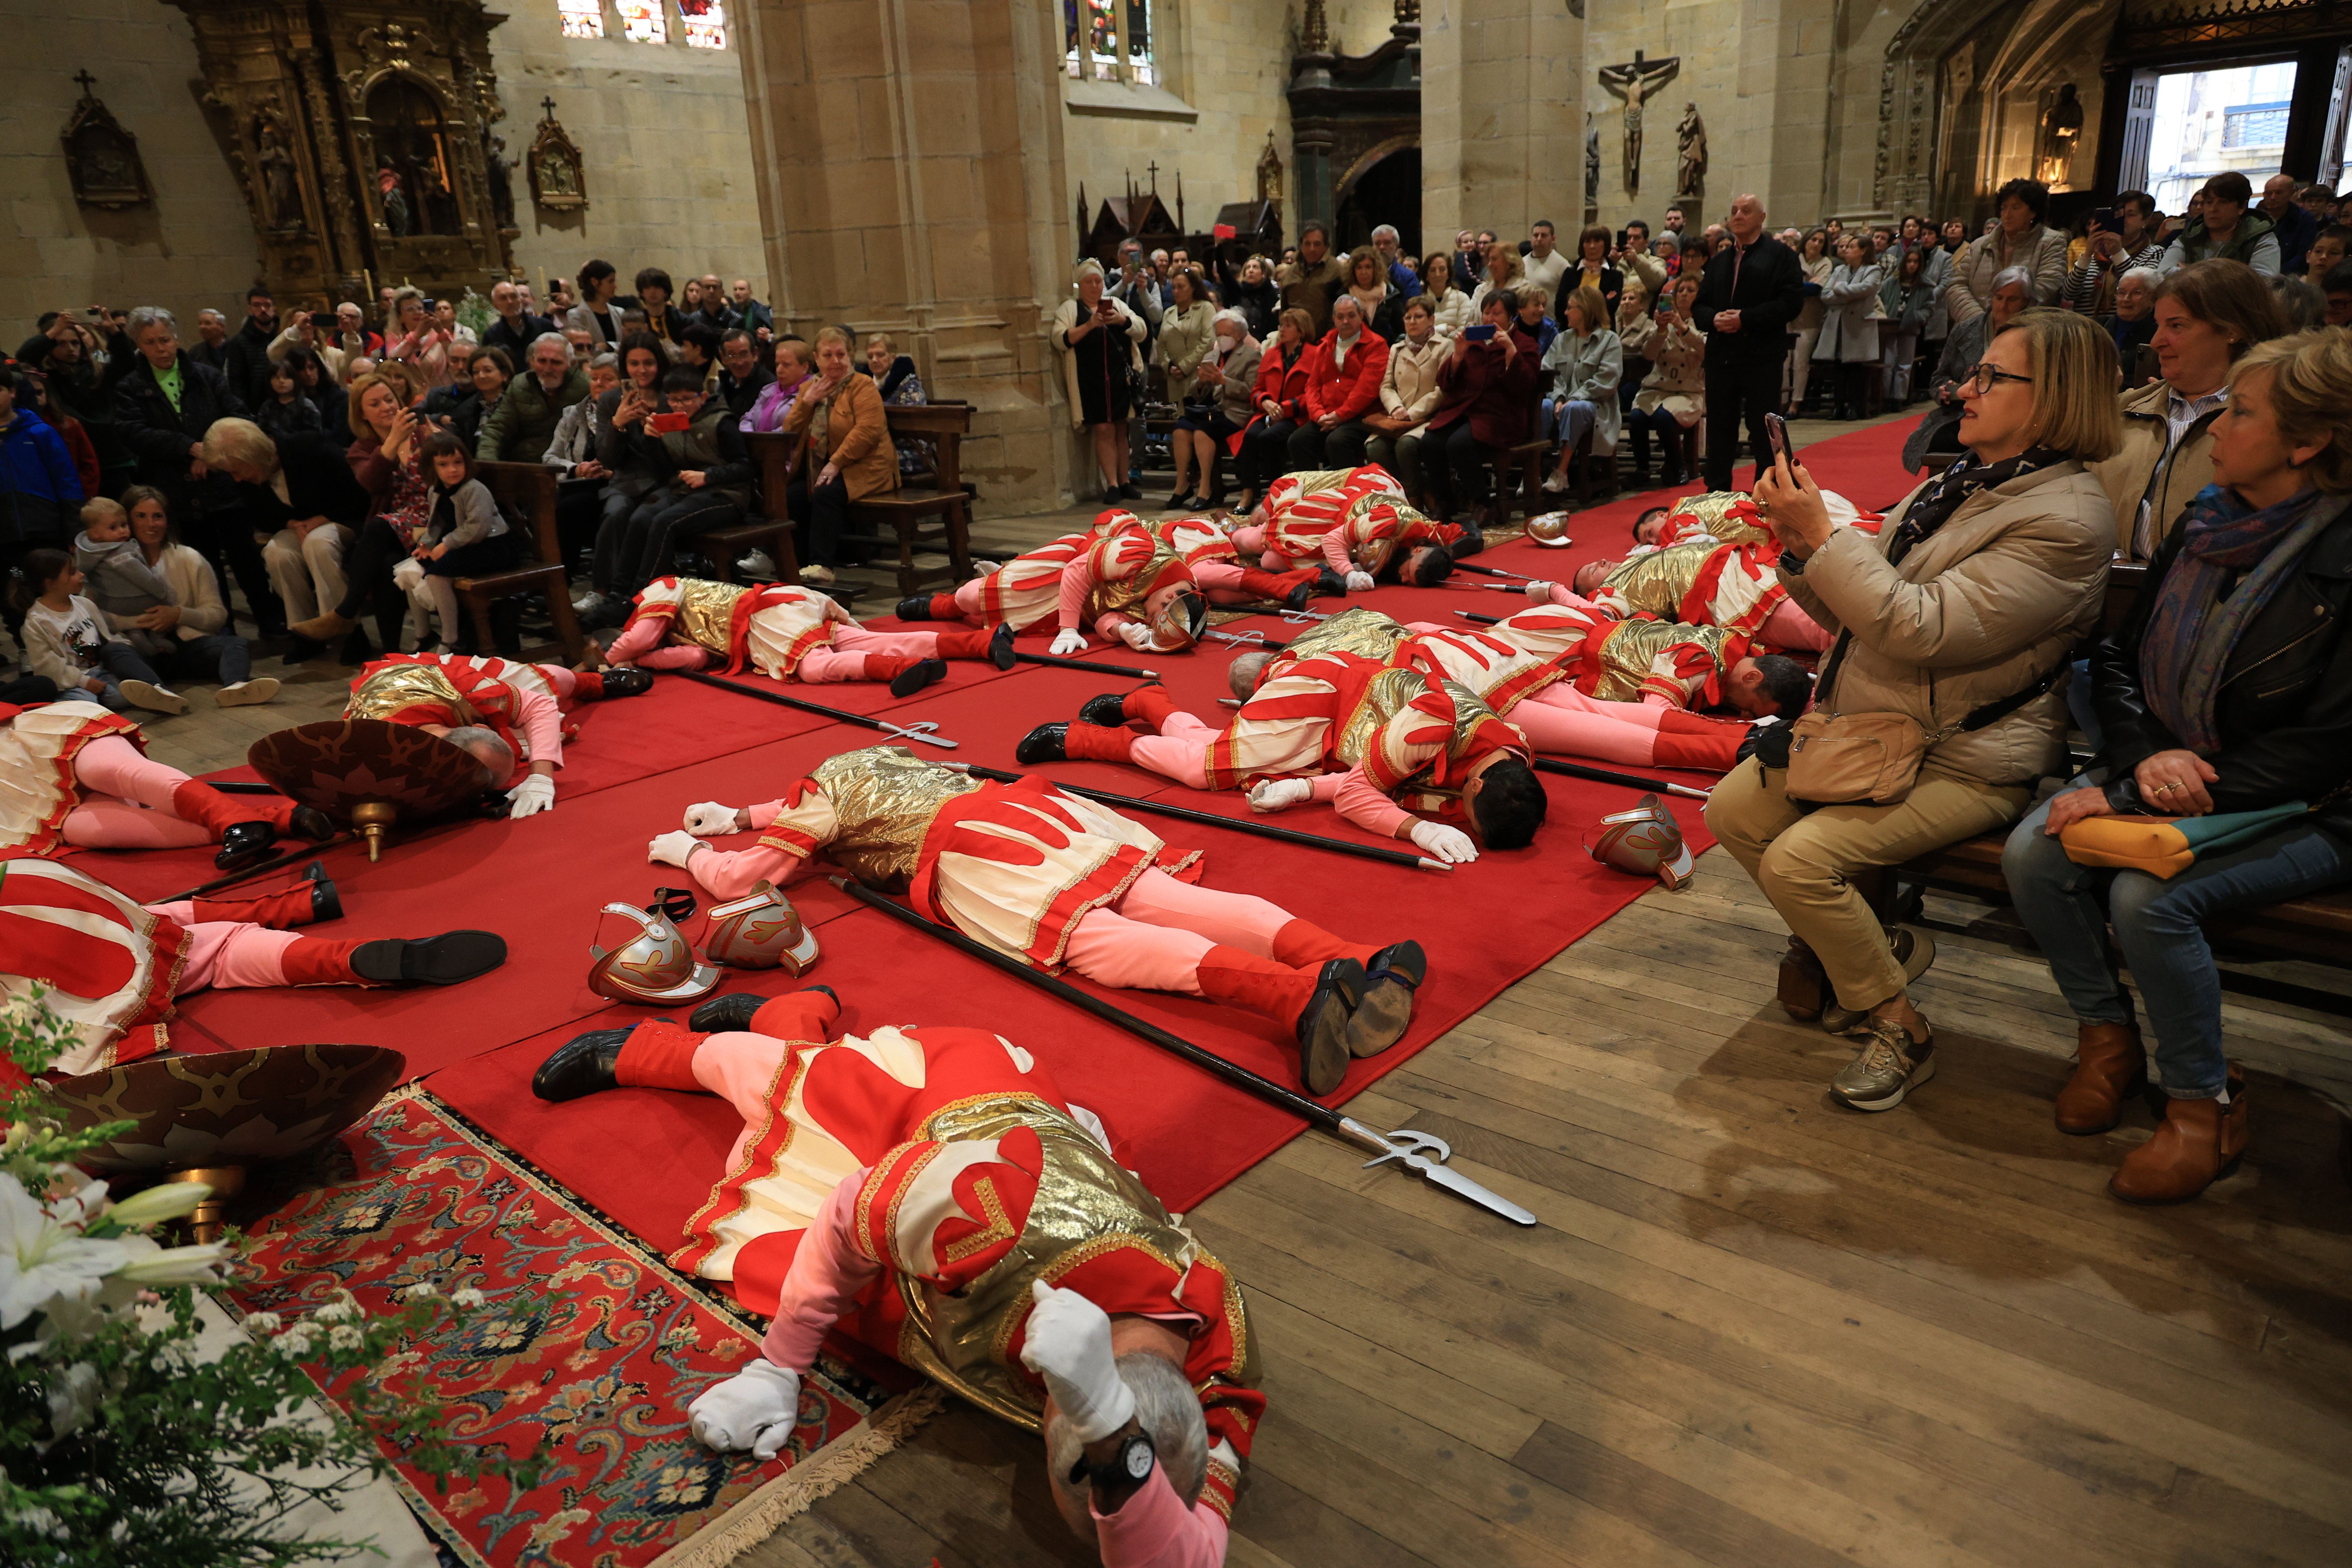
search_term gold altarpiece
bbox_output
[173,1,517,310]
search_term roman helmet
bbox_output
[702,881,822,974]
[1526,510,1573,548]
[1149,586,1209,650]
[588,888,724,1003]
[1585,794,1695,890]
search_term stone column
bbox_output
[734,0,1075,511]
[1421,0,1583,247]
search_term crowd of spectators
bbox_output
[2,261,919,696]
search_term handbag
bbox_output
[2060,801,2310,878]
[1784,633,2063,806]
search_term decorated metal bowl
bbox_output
[48,1044,406,1174]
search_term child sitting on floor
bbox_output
[405,432,519,653]
[9,547,186,715]
[74,495,180,662]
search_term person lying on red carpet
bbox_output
[1126,514,1341,612]
[591,575,1019,699]
[530,989,1262,1568]
[1014,650,1548,868]
[2,698,332,867]
[646,744,1422,1093]
[1223,607,1752,774]
[1223,464,1465,587]
[893,516,1212,656]
[0,851,505,1078]
[339,651,647,820]
[1555,534,1833,652]
[1632,489,1878,551]
[1479,595,1814,720]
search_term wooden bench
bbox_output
[842,403,975,596]
[715,431,805,584]
[470,463,588,664]
[1772,563,2352,1019]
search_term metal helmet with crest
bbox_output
[1585,794,1695,890]
[702,881,822,973]
[1526,510,1573,548]
[588,887,724,1003]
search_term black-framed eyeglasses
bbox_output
[1967,363,2034,394]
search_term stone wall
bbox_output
[1423,0,1585,247]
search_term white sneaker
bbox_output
[118,680,190,716]
[214,678,280,707]
[798,563,837,586]
[737,549,777,579]
[1540,472,1568,494]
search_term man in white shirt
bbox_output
[1520,220,1570,305]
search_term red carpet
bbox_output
[125,418,1924,1261]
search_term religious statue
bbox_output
[1675,102,1708,203]
[483,130,516,232]
[1584,114,1600,210]
[255,118,303,230]
[377,166,411,238]
[2038,83,2083,191]
[528,99,590,212]
[61,71,152,210]
[1598,51,1680,196]
[1256,129,1284,208]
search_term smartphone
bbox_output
[1464,324,1497,343]
[1764,412,1795,467]
[2089,207,2117,233]
[648,411,690,435]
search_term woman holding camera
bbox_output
[2000,330,2352,1201]
[1054,260,1147,504]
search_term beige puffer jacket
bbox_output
[2085,379,2220,561]
[1780,463,2114,785]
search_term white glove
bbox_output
[1247,777,1313,814]
[1050,627,1088,657]
[684,801,740,837]
[1116,622,1156,651]
[648,829,704,870]
[688,1359,801,1462]
[505,773,556,820]
[1345,570,1376,593]
[1018,1279,1134,1444]
[1525,579,1559,603]
[1410,818,1479,865]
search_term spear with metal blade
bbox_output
[832,876,1535,1226]
[678,670,959,749]
[1452,561,1540,582]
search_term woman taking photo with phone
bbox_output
[1053,259,1148,503]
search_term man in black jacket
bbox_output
[1693,194,1806,492]
[480,280,555,364]
[112,305,285,637]
[220,287,280,407]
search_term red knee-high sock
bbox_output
[931,628,993,661]
[861,654,921,684]
[1653,727,1744,771]
[193,882,322,930]
[927,593,960,620]
[614,1019,706,1090]
[1655,708,1743,736]
[1195,945,1314,1025]
[1063,722,1136,762]
[751,988,841,1041]
[1238,566,1316,601]
[1122,686,1182,730]
[573,669,610,700]
[169,780,270,842]
[277,936,368,987]
[1270,919,1383,970]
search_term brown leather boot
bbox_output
[2056,1021,2145,1135]
[2110,1072,2248,1204]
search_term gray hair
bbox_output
[589,352,620,374]
[2118,266,2162,292]
[2272,276,2327,330]
[197,308,228,325]
[441,726,514,788]
[127,305,178,339]
[200,416,276,473]
[1073,258,1107,288]
[1212,308,1250,334]
[1044,1353,1210,1517]
[1991,265,2034,296]
[1229,650,1273,699]
[1371,223,1400,245]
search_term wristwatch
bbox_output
[1069,1428,1157,1497]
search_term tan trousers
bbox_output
[1705,760,2030,1011]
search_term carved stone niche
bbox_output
[62,72,153,209]
[527,101,589,212]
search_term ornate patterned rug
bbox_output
[226,1086,933,1568]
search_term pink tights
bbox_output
[1130,711,1215,789]
[1505,685,1668,766]
[1059,868,1292,994]
[800,626,939,682]
[1758,600,1832,652]
[143,913,301,991]
[62,737,210,849]
[536,663,579,699]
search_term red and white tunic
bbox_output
[0,852,189,1074]
[1258,465,1407,562]
[624,577,855,679]
[963,531,1100,630]
[0,700,144,855]
[1593,536,1787,638]
[344,653,570,778]
[1141,515,1243,568]
[1486,602,1740,709]
[1394,626,1569,716]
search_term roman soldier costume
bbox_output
[900,516,1211,651]
[343,653,584,783]
[1232,466,1460,579]
[1494,602,1747,711]
[600,577,1013,692]
[1592,535,1788,639]
[532,993,1262,1562]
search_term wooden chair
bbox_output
[1487,439,1548,522]
[842,403,975,596]
[705,432,804,583]
[469,463,587,663]
[1568,426,1619,505]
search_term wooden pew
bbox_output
[469,462,587,663]
[842,403,975,596]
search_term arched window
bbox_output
[681,0,728,49]
[617,0,666,44]
[1065,0,1154,86]
[557,0,603,39]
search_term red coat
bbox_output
[1424,326,1541,448]
[1302,327,1390,425]
[1248,341,1312,423]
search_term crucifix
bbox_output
[1146,159,1160,193]
[540,96,559,122]
[1597,50,1680,195]
[73,69,99,99]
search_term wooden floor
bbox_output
[37,422,2351,1568]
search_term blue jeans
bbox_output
[83,640,163,711]
[1547,398,1597,450]
[2002,782,2351,1098]
[156,632,252,688]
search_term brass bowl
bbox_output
[49,1044,407,1174]
[248,719,488,859]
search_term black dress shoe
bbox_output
[1285,580,1315,612]
[1117,483,1143,502]
[895,595,934,621]
[601,667,656,697]
[1295,958,1365,1097]
[337,628,375,666]
[215,821,277,871]
[888,657,947,697]
[988,622,1018,671]
[288,804,335,842]
[1452,530,1486,559]
[532,1029,632,1102]
[1312,568,1348,599]
[1348,940,1426,1058]
[1015,723,1069,765]
[349,930,506,985]
[1076,691,1131,728]
[302,862,344,923]
[280,634,327,666]
[690,984,838,1033]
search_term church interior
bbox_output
[4,2,2350,1566]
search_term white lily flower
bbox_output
[103,1181,210,1229]
[110,1242,228,1287]
[0,1174,131,1330]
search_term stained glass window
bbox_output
[617,0,666,44]
[557,0,604,40]
[681,0,728,49]
[1064,0,1152,85]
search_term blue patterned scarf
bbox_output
[2141,483,2335,755]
